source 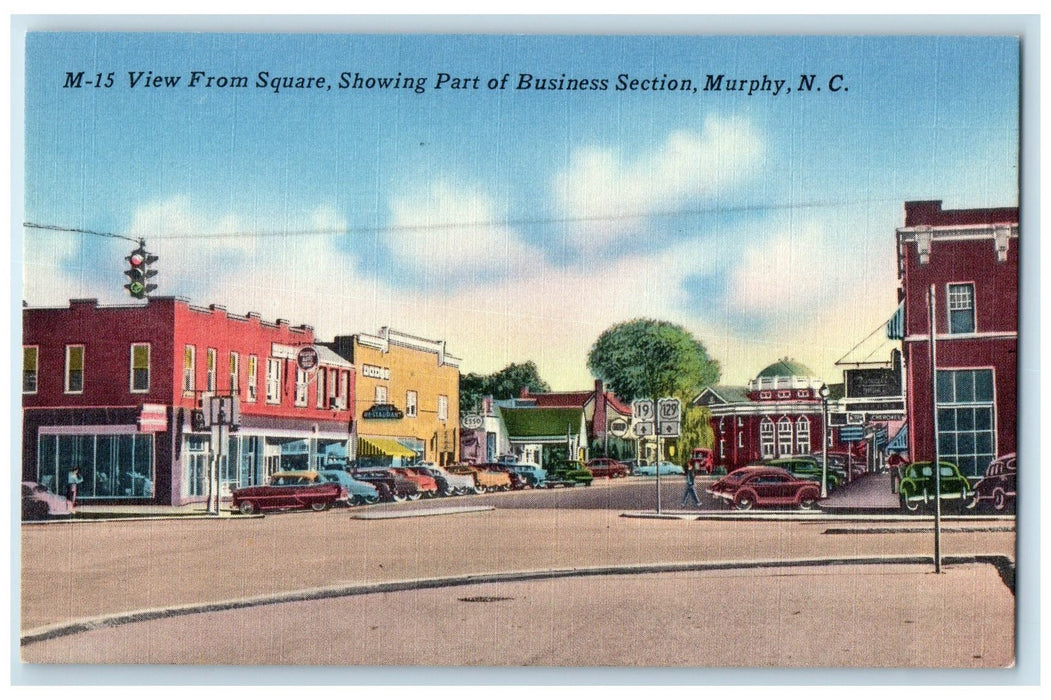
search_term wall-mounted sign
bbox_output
[845,368,901,399]
[362,403,404,420]
[609,419,629,438]
[138,404,167,433]
[297,346,319,371]
[361,364,391,380]
[461,414,484,430]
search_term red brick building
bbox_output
[694,358,853,471]
[22,297,355,505]
[892,200,1018,478]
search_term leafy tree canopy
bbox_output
[459,361,552,414]
[587,318,721,403]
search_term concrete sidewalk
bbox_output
[819,471,900,512]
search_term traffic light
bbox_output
[124,240,158,299]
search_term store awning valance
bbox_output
[886,424,908,452]
[886,303,905,340]
[357,437,417,458]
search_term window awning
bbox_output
[357,437,417,458]
[886,424,908,452]
[886,303,905,340]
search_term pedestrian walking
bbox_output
[681,461,701,508]
[66,467,83,511]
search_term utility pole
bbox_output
[929,284,942,573]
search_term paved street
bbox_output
[20,475,1015,667]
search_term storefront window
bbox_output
[936,369,996,478]
[37,433,154,499]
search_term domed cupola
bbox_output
[748,358,825,400]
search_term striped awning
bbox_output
[357,437,417,458]
[886,424,908,452]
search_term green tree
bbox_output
[459,361,552,414]
[587,319,720,401]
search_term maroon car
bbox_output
[706,466,821,511]
[231,471,346,515]
[585,457,629,478]
[968,453,1016,513]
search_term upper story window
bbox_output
[438,394,449,422]
[229,352,240,395]
[316,367,327,409]
[266,358,282,404]
[246,355,258,402]
[206,348,217,392]
[339,371,349,409]
[795,416,810,453]
[777,416,793,456]
[295,368,308,407]
[23,346,38,394]
[375,385,388,404]
[65,345,85,394]
[948,283,976,334]
[406,390,418,417]
[130,343,150,393]
[182,345,196,393]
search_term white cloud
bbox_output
[554,116,764,246]
[387,180,537,279]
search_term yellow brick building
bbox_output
[327,327,460,465]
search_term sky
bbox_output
[20,32,1020,389]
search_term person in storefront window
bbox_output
[66,467,84,512]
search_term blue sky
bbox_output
[21,33,1019,388]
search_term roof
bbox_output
[695,385,752,405]
[500,407,585,439]
[756,358,815,379]
[529,390,632,416]
[904,200,1019,228]
[315,345,353,368]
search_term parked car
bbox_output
[351,467,419,502]
[22,481,72,520]
[318,470,380,506]
[967,453,1016,513]
[415,464,476,496]
[502,461,548,488]
[765,458,841,491]
[686,448,715,474]
[546,460,594,487]
[632,461,684,476]
[585,457,629,478]
[897,461,974,512]
[705,466,821,511]
[231,470,346,515]
[391,468,439,499]
[449,464,512,493]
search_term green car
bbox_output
[898,461,973,512]
[765,458,841,491]
[545,460,594,487]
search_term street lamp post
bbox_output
[819,383,831,499]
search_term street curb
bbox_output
[350,505,495,520]
[620,511,1016,524]
[19,553,1014,647]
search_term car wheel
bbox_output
[992,489,1008,512]
[407,492,422,501]
[238,501,257,516]
[391,492,407,502]
[733,494,754,511]
[358,494,379,505]
[797,494,818,510]
[472,485,485,495]
[902,495,921,512]
[310,501,331,512]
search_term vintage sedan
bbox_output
[967,453,1016,513]
[231,471,346,515]
[503,461,547,488]
[391,467,439,499]
[415,464,476,496]
[22,481,73,520]
[632,461,684,476]
[318,470,380,506]
[585,457,629,478]
[351,467,419,502]
[449,464,512,493]
[898,461,974,512]
[765,458,841,491]
[706,466,821,511]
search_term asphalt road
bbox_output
[19,477,1016,668]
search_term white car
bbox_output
[417,464,476,496]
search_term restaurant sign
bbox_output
[362,403,404,420]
